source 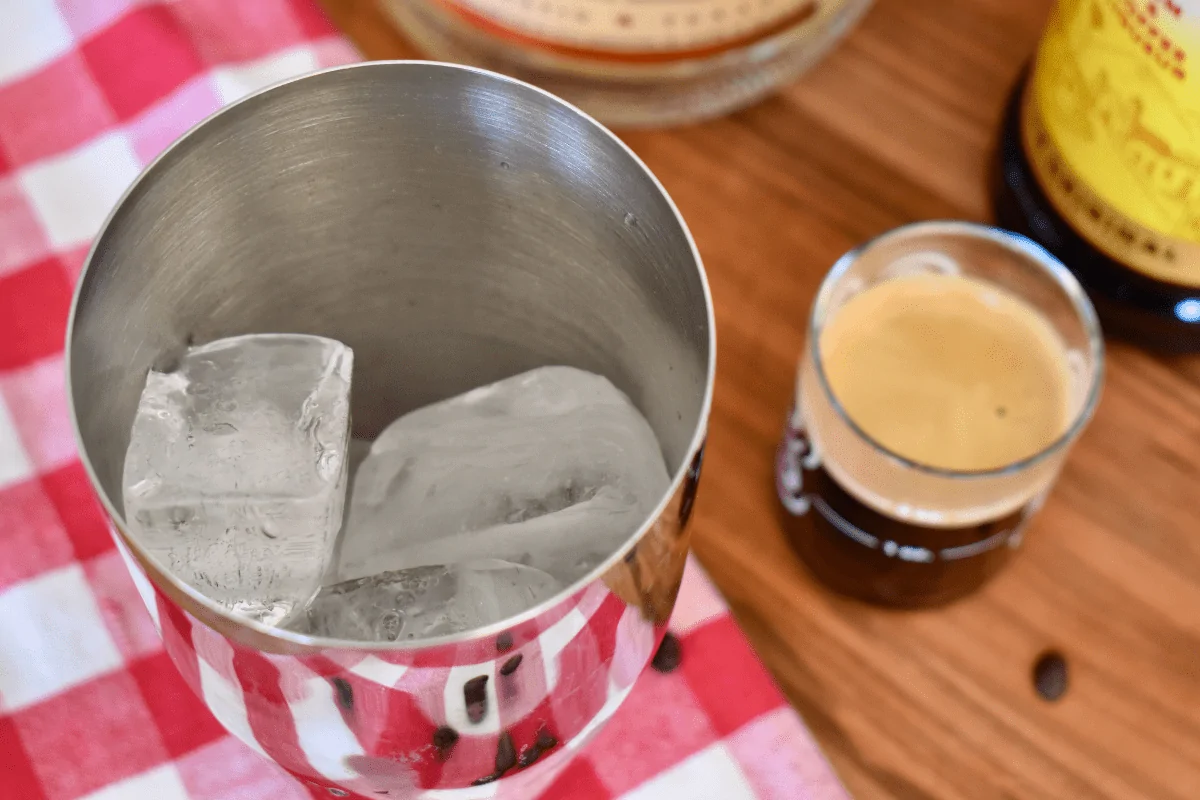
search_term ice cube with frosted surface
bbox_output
[122,334,353,626]
[336,365,670,585]
[296,560,562,642]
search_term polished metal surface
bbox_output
[67,61,714,651]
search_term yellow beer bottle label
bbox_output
[1023,0,1200,286]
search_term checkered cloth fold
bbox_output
[0,2,849,798]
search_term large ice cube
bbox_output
[337,366,670,584]
[296,560,562,641]
[122,334,353,626]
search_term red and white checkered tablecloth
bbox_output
[0,2,850,798]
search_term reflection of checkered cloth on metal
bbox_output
[0,2,850,798]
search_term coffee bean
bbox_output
[1033,650,1068,701]
[331,678,353,712]
[496,632,514,652]
[495,731,517,774]
[535,728,558,751]
[464,676,489,724]
[432,726,459,760]
[500,654,523,676]
[469,734,517,789]
[518,747,541,768]
[651,632,682,673]
[433,726,459,749]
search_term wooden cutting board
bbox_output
[318,2,1200,797]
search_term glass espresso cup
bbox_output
[776,221,1104,607]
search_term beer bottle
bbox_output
[993,0,1200,350]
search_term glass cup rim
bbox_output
[807,219,1105,481]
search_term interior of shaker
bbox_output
[68,63,712,521]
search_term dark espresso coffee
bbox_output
[778,271,1078,606]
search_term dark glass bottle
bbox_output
[991,1,1200,352]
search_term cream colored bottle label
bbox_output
[1024,0,1200,285]
[443,0,844,54]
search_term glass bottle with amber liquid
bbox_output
[993,0,1200,350]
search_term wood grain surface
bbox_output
[317,2,1200,797]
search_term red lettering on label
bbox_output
[1109,0,1189,79]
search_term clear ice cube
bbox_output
[336,366,670,584]
[296,560,562,641]
[122,334,353,626]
